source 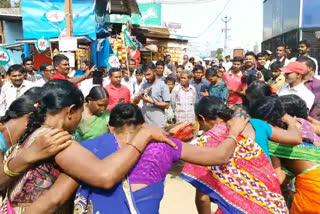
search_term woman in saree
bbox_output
[2,79,176,213]
[27,102,249,214]
[73,86,110,141]
[181,96,302,214]
[0,88,73,192]
[250,96,320,213]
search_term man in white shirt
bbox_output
[270,44,290,68]
[0,64,33,116]
[278,61,315,110]
[223,55,233,71]
[291,40,319,76]
[182,55,193,71]
[35,62,55,86]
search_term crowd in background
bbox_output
[0,39,319,214]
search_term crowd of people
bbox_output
[0,39,319,214]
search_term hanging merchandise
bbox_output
[0,47,10,66]
[35,38,50,54]
[105,54,121,69]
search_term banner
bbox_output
[105,54,120,69]
[109,4,162,27]
[123,27,137,50]
[35,38,50,54]
[0,47,10,66]
[21,0,96,39]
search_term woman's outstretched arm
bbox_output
[55,125,176,190]
[180,117,249,166]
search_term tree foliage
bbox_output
[216,48,223,60]
[0,0,11,8]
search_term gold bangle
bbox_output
[4,159,20,177]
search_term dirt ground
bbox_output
[160,161,218,214]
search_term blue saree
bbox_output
[74,134,165,214]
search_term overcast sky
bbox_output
[159,0,263,56]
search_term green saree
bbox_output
[74,111,110,142]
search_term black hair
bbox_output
[156,60,165,67]
[296,56,316,72]
[256,52,265,58]
[109,103,145,127]
[83,60,94,69]
[24,87,42,97]
[18,79,84,144]
[249,97,287,129]
[142,61,156,72]
[92,68,104,85]
[189,57,195,62]
[7,64,24,75]
[205,68,218,78]
[299,40,311,48]
[270,61,282,71]
[176,65,185,70]
[0,87,41,123]
[129,59,136,64]
[225,55,231,59]
[193,65,204,72]
[219,59,224,62]
[53,54,69,67]
[197,96,234,122]
[135,66,143,75]
[245,51,257,59]
[233,56,244,63]
[40,62,52,72]
[278,95,308,119]
[22,57,33,65]
[246,81,273,104]
[277,44,286,49]
[164,76,176,84]
[262,50,271,56]
[109,67,122,77]
[86,86,109,102]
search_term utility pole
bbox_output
[221,16,231,57]
[65,0,73,36]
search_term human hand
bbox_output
[199,90,209,97]
[24,129,72,163]
[84,65,96,79]
[143,94,154,104]
[281,114,297,126]
[134,124,177,150]
[227,116,249,137]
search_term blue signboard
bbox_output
[302,0,320,28]
[21,0,96,39]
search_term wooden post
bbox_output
[0,20,5,44]
[65,0,73,37]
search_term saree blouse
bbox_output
[74,110,110,141]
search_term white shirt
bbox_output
[34,78,47,87]
[223,61,233,71]
[0,80,34,116]
[79,78,109,98]
[121,76,136,96]
[278,83,315,110]
[132,79,146,108]
[270,57,290,69]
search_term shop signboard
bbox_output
[109,4,162,27]
[21,0,96,39]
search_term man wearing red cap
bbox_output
[278,61,315,110]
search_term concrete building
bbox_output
[263,0,320,62]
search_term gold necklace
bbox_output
[115,132,137,144]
